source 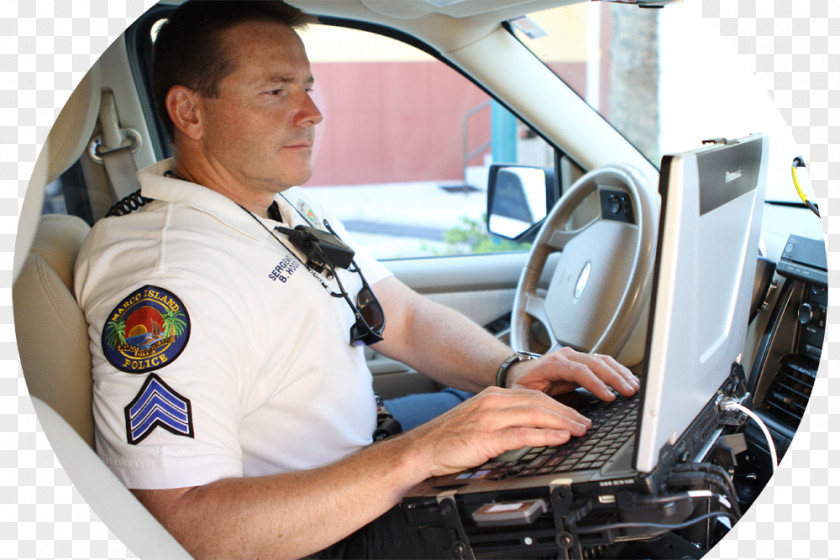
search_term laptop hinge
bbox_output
[435,490,475,560]
[549,482,585,560]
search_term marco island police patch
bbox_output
[102,285,190,374]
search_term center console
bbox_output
[744,235,826,486]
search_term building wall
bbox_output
[308,60,490,186]
[307,60,585,187]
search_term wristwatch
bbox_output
[495,351,541,388]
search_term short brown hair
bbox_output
[152,0,317,139]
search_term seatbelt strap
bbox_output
[101,144,141,199]
[91,89,141,200]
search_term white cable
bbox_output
[724,401,778,473]
[686,489,732,510]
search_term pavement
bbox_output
[304,167,491,260]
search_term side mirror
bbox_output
[486,164,555,240]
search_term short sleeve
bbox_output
[87,276,251,489]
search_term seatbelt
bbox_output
[89,89,142,201]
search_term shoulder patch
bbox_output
[125,373,194,445]
[102,285,190,374]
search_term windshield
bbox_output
[513,2,809,204]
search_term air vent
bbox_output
[759,355,817,428]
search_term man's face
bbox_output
[197,21,323,195]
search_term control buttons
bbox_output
[600,190,634,224]
[797,303,815,325]
[608,194,622,215]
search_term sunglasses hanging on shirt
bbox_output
[163,174,383,346]
[280,219,385,346]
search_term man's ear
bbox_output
[166,85,204,141]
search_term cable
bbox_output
[104,189,152,217]
[720,400,778,474]
[671,463,741,517]
[791,157,820,218]
[575,510,738,534]
[665,470,742,518]
[635,489,733,512]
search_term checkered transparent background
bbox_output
[1,0,838,558]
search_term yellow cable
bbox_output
[791,157,820,218]
[791,164,809,205]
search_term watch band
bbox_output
[495,351,541,388]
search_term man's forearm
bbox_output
[373,277,513,393]
[372,277,639,400]
[132,433,429,559]
[133,376,598,559]
[396,297,513,392]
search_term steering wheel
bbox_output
[510,165,658,364]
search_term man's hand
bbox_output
[401,386,592,478]
[506,347,640,402]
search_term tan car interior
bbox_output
[12,64,192,558]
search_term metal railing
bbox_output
[461,99,492,191]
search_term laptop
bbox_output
[402,134,769,554]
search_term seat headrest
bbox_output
[46,66,102,186]
[29,214,91,290]
[15,65,101,284]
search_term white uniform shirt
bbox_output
[75,159,391,489]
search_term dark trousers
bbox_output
[316,505,453,559]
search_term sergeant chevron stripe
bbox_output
[125,373,194,445]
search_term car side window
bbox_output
[130,16,557,260]
[298,23,553,260]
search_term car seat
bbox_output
[14,214,94,446]
[12,64,192,559]
[13,65,101,447]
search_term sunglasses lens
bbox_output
[350,322,382,346]
[350,287,384,346]
[358,288,384,329]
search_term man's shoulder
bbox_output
[83,203,164,247]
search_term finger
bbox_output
[493,427,572,453]
[596,354,639,389]
[500,403,590,437]
[473,388,592,431]
[554,358,617,401]
[579,354,638,397]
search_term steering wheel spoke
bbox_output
[546,229,579,251]
[515,289,561,352]
[522,290,549,325]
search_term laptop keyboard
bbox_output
[486,393,640,480]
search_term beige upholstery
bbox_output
[13,214,94,447]
[46,66,103,187]
[14,63,102,448]
[14,65,101,284]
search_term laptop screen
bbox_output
[635,135,769,473]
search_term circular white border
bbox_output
[1,0,836,558]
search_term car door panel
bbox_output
[369,252,527,397]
